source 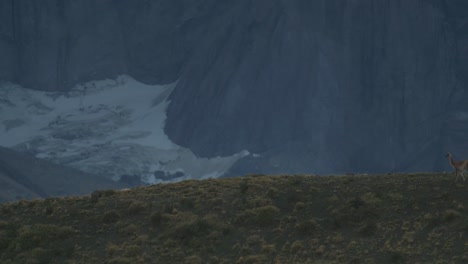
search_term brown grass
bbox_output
[0,173,467,263]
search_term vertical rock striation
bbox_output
[0,0,466,174]
[167,0,458,174]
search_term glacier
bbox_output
[0,76,249,184]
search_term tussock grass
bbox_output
[0,173,467,263]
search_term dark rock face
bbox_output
[0,0,200,90]
[1,0,468,174]
[0,0,124,90]
[166,0,464,174]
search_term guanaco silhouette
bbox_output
[446,152,468,182]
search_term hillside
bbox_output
[0,146,126,203]
[0,173,467,263]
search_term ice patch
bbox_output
[0,76,249,183]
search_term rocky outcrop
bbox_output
[1,0,468,175]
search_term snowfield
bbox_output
[0,76,249,183]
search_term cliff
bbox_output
[1,0,468,175]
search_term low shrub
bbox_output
[184,255,203,264]
[254,206,280,226]
[102,210,120,224]
[127,201,146,215]
[179,197,196,209]
[443,209,461,223]
[91,189,117,203]
[295,219,318,235]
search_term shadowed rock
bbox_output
[1,0,468,175]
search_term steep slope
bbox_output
[165,0,457,174]
[0,146,126,203]
[1,0,468,175]
[0,173,466,263]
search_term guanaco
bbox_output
[446,152,468,182]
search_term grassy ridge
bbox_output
[0,173,467,263]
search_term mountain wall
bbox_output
[1,0,468,175]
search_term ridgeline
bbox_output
[0,173,467,263]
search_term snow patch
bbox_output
[0,76,249,183]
